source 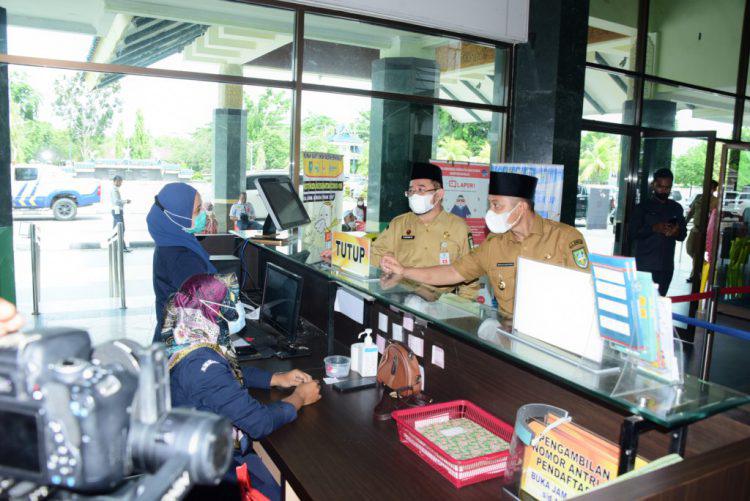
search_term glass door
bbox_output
[626,130,716,307]
[576,130,633,255]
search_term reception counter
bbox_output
[232,231,750,499]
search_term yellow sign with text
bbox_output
[303,151,344,179]
[520,418,647,500]
[331,231,371,277]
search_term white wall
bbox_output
[287,0,529,44]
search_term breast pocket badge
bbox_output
[439,252,451,265]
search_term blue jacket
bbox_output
[629,197,687,272]
[170,348,297,440]
[169,341,291,500]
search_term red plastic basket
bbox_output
[391,400,514,488]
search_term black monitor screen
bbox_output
[0,408,42,474]
[255,177,311,231]
[260,263,303,343]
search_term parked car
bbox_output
[11,165,101,221]
[722,190,750,217]
[245,169,291,221]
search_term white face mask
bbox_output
[408,193,435,215]
[485,203,520,234]
[200,299,246,335]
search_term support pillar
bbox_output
[212,64,246,231]
[0,7,15,303]
[630,100,677,197]
[367,57,439,231]
[508,0,589,226]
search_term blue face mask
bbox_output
[186,211,207,234]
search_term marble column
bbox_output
[0,7,15,302]
[367,57,438,231]
[508,0,589,225]
[212,64,247,231]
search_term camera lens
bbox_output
[129,408,232,485]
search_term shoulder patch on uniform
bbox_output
[572,248,588,269]
[569,239,584,249]
[201,359,219,372]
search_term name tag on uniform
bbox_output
[439,252,451,265]
[496,262,514,267]
[401,235,415,240]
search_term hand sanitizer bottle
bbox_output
[351,333,364,375]
[359,329,379,377]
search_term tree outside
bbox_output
[435,108,491,162]
[129,110,152,160]
[10,72,495,186]
[579,131,619,185]
[10,71,73,164]
[245,89,291,171]
[672,142,711,188]
[53,73,121,160]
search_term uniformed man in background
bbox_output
[380,171,590,318]
[371,162,478,299]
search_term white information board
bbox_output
[513,257,603,363]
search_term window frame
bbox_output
[0,0,513,189]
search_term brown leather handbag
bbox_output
[374,340,432,421]
[376,340,421,396]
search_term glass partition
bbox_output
[5,1,296,81]
[587,0,639,71]
[583,67,637,124]
[641,80,735,139]
[647,0,744,92]
[302,13,508,106]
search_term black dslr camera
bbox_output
[0,328,233,499]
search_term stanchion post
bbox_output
[700,285,720,380]
[116,222,126,309]
[30,224,40,315]
[108,235,115,297]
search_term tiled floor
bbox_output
[14,246,156,347]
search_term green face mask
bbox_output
[186,211,207,234]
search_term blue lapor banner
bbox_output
[490,164,564,221]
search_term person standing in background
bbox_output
[354,195,366,222]
[342,210,358,231]
[230,192,261,230]
[148,182,217,342]
[629,168,687,296]
[110,175,132,252]
[685,180,719,283]
[204,202,219,234]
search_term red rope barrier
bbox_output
[670,286,750,303]
[670,291,712,303]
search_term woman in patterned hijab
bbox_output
[162,273,320,501]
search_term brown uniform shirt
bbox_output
[452,214,590,317]
[372,210,478,298]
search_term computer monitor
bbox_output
[254,176,311,235]
[260,262,303,345]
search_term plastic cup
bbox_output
[324,355,351,378]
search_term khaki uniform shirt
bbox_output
[452,214,590,317]
[372,210,478,298]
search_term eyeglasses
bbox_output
[404,188,437,197]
